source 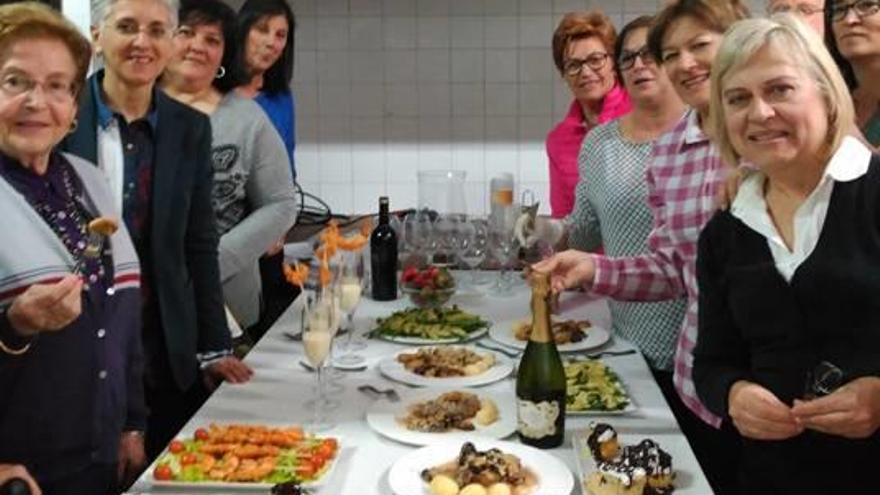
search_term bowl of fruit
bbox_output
[401,266,456,308]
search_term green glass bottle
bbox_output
[515,270,566,448]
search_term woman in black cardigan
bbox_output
[694,15,880,494]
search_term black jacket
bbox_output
[62,74,230,391]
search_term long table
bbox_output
[131,280,711,494]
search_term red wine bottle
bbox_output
[370,197,398,301]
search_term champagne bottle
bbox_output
[515,270,566,448]
[370,197,398,301]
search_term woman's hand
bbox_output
[6,275,82,336]
[791,377,880,439]
[0,464,41,495]
[529,250,595,293]
[728,380,804,440]
[117,432,146,488]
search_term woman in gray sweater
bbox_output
[161,0,297,330]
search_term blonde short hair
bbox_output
[0,2,92,96]
[709,14,854,166]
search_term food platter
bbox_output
[144,423,340,491]
[366,388,517,446]
[488,318,610,352]
[369,306,491,344]
[377,346,514,387]
[388,438,574,495]
[565,360,636,415]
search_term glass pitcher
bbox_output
[417,170,467,216]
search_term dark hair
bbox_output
[824,2,859,90]
[237,0,295,94]
[178,0,245,93]
[551,10,617,75]
[613,16,654,82]
[647,0,750,62]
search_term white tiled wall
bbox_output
[290,0,768,214]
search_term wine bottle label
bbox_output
[516,399,560,439]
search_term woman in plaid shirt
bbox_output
[535,1,748,493]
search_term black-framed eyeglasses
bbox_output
[803,361,845,399]
[618,46,654,71]
[831,0,880,21]
[563,52,609,76]
[767,2,824,16]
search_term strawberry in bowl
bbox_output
[401,266,456,308]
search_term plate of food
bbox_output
[488,317,609,352]
[388,439,574,495]
[565,359,635,415]
[378,346,514,387]
[366,388,516,446]
[146,423,339,490]
[369,306,491,344]
[574,423,677,495]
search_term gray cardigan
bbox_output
[210,93,297,327]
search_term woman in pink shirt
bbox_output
[547,11,632,218]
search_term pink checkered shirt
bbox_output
[590,110,725,428]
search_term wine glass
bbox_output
[457,217,487,289]
[334,251,367,366]
[404,209,434,266]
[432,214,460,267]
[302,299,336,431]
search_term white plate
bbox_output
[366,388,517,446]
[489,319,610,352]
[565,360,637,416]
[374,325,490,345]
[388,438,574,495]
[378,346,514,387]
[141,426,342,491]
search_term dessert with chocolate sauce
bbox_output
[583,423,674,495]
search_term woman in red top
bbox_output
[547,11,632,218]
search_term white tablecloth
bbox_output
[131,280,711,494]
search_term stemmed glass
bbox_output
[302,296,336,431]
[489,206,518,295]
[404,209,434,266]
[334,251,367,366]
[457,217,488,288]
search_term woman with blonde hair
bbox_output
[695,14,879,493]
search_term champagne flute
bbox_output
[489,206,517,295]
[302,299,335,431]
[335,252,367,366]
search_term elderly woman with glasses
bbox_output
[0,3,145,493]
[694,15,880,494]
[825,0,880,145]
[546,10,631,219]
[767,0,826,34]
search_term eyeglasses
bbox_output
[618,46,654,71]
[803,361,845,399]
[767,3,824,16]
[831,0,880,21]
[112,19,172,40]
[563,52,610,76]
[0,71,76,102]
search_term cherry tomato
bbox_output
[194,428,209,441]
[310,451,327,469]
[180,453,198,465]
[154,464,173,481]
[168,440,184,454]
[321,438,338,451]
[315,441,335,459]
[288,427,304,441]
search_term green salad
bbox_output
[564,359,631,412]
[370,305,489,341]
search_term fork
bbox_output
[475,341,520,358]
[357,384,400,402]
